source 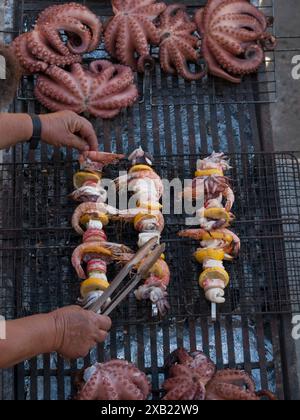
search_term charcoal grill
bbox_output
[1,0,300,401]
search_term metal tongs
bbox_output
[87,237,166,315]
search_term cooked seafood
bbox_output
[179,153,240,313]
[70,152,131,310]
[76,360,151,400]
[163,348,276,400]
[115,147,170,316]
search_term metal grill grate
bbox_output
[1,154,299,399]
[1,153,300,325]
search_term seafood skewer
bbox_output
[179,153,240,320]
[114,148,170,316]
[70,151,135,311]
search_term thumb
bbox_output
[67,134,90,152]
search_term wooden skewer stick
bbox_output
[211,303,217,322]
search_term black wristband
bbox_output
[28,115,42,150]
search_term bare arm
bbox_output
[0,306,111,369]
[0,113,33,149]
[0,111,98,151]
[0,313,56,368]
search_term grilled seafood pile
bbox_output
[179,153,240,314]
[115,148,170,316]
[163,348,276,400]
[70,151,134,310]
[11,3,139,119]
[10,0,276,103]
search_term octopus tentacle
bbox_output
[170,42,203,81]
[196,0,276,82]
[207,383,260,400]
[90,85,139,110]
[137,16,161,45]
[105,0,166,72]
[115,20,137,69]
[11,33,49,74]
[35,78,83,107]
[163,349,216,400]
[133,3,167,18]
[41,65,84,99]
[87,107,121,119]
[177,39,200,62]
[211,13,266,33]
[212,0,268,30]
[195,8,205,34]
[208,37,264,74]
[36,2,102,52]
[130,17,152,58]
[93,69,136,99]
[163,349,276,400]
[27,30,80,66]
[158,5,204,81]
[163,378,196,400]
[202,38,242,83]
[41,18,92,56]
[160,43,176,75]
[212,370,256,391]
[214,26,264,43]
[35,90,83,113]
[205,369,263,400]
[256,390,277,401]
[104,15,122,57]
[77,361,151,400]
[12,3,102,73]
[211,30,254,55]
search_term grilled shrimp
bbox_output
[79,151,125,172]
[72,241,133,279]
[179,228,240,258]
[72,202,118,235]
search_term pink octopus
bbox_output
[76,360,151,400]
[34,60,138,119]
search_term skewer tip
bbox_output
[211,303,217,322]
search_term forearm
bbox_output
[0,113,33,149]
[0,313,56,368]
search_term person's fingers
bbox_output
[67,134,89,152]
[77,347,91,359]
[94,329,108,344]
[93,314,112,331]
[76,116,98,151]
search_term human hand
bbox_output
[51,306,111,359]
[39,111,98,152]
